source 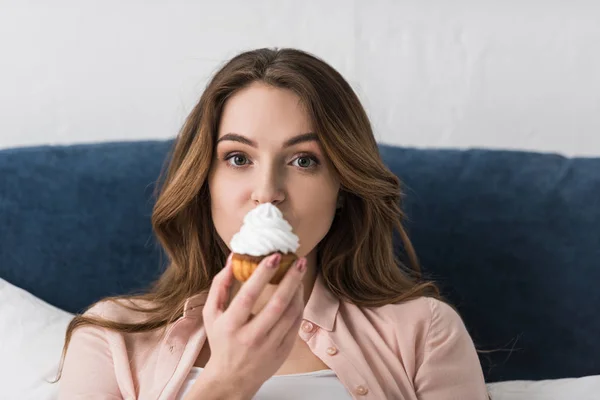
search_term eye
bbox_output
[292,155,319,169]
[224,153,250,167]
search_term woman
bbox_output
[55,47,489,399]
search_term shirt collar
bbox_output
[182,273,340,331]
[303,273,340,331]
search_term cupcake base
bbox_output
[231,252,298,284]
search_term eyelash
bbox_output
[222,152,321,171]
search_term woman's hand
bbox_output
[200,252,307,398]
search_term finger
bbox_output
[203,253,234,325]
[224,253,282,328]
[247,258,306,339]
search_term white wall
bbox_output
[1,1,599,156]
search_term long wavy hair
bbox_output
[51,47,442,383]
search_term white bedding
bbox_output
[0,278,73,400]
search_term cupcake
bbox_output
[229,203,300,284]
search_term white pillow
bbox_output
[0,278,74,400]
[486,375,600,400]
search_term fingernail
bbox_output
[296,258,307,273]
[268,253,281,268]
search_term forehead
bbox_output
[217,82,313,141]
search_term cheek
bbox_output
[208,170,252,248]
[289,180,339,256]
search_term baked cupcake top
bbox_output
[229,203,300,256]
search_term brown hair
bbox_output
[51,47,442,383]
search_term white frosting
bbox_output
[230,203,300,256]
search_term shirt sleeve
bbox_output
[57,305,124,400]
[413,298,489,400]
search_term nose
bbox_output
[250,166,285,205]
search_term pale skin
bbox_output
[184,82,342,399]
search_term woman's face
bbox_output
[208,82,341,259]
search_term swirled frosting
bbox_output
[230,203,300,256]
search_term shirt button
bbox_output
[326,346,338,355]
[355,385,369,395]
[301,321,315,333]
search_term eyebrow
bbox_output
[216,132,319,148]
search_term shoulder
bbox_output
[371,296,469,344]
[379,296,463,325]
[83,297,157,325]
[341,296,462,334]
